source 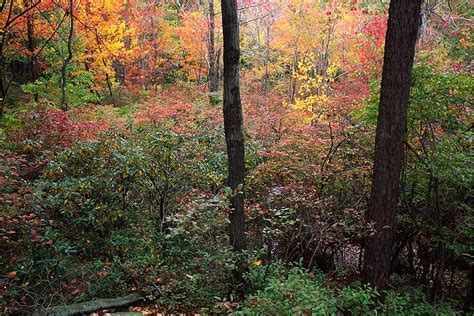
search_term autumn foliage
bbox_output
[0,0,472,314]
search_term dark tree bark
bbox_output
[60,0,74,111]
[207,0,218,94]
[221,0,246,252]
[363,0,422,291]
[26,6,39,102]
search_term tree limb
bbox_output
[32,294,144,316]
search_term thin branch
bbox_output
[1,10,68,106]
[4,1,41,30]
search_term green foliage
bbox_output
[0,112,23,149]
[37,129,217,258]
[239,263,460,315]
[21,67,99,107]
[21,34,100,107]
[208,92,221,106]
[408,64,473,131]
[239,264,338,315]
[361,63,473,129]
[129,194,234,311]
[381,288,462,316]
[337,284,378,315]
[0,126,232,312]
[401,64,473,271]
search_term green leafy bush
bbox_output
[126,194,234,311]
[1,126,233,312]
[239,263,460,315]
[240,266,334,315]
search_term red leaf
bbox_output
[71,289,81,296]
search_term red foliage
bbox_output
[11,109,109,154]
[244,91,296,143]
[0,152,52,307]
[135,99,192,131]
[357,15,387,66]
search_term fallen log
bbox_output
[32,293,144,316]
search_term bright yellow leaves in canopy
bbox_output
[267,0,369,122]
[76,0,129,91]
[291,52,339,121]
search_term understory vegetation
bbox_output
[1,0,473,314]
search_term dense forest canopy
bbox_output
[0,0,473,314]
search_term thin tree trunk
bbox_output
[208,0,218,94]
[216,46,221,84]
[319,21,334,95]
[263,25,270,95]
[94,30,114,101]
[221,0,246,252]
[84,61,101,98]
[288,47,298,103]
[363,0,422,291]
[60,0,74,111]
[26,9,39,102]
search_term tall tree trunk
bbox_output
[60,0,74,111]
[221,0,246,253]
[216,46,221,84]
[263,25,270,95]
[207,0,218,94]
[363,0,422,291]
[288,47,298,103]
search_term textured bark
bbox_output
[363,0,422,291]
[207,0,218,93]
[60,0,74,111]
[221,0,246,252]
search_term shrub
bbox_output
[1,126,231,312]
[239,263,338,315]
[126,193,234,312]
[239,263,460,315]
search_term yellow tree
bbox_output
[76,0,129,99]
[272,0,365,118]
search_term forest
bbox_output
[0,0,473,314]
